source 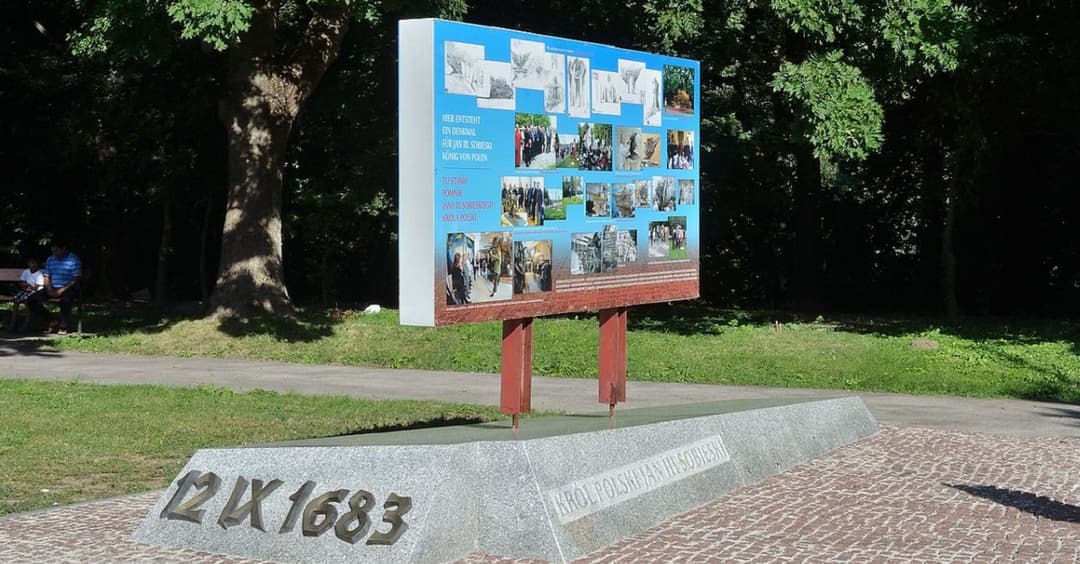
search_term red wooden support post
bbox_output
[501,318,534,429]
[598,308,627,413]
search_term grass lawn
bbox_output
[0,379,502,515]
[669,246,688,260]
[545,205,567,220]
[563,195,583,205]
[557,155,580,168]
[52,303,1080,403]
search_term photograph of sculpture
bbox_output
[585,182,611,217]
[634,179,651,208]
[667,130,695,170]
[513,240,553,294]
[444,41,486,96]
[577,122,612,171]
[591,70,622,116]
[500,176,546,227]
[641,68,663,126]
[514,113,558,170]
[562,176,583,205]
[615,126,644,172]
[543,53,566,113]
[446,231,513,304]
[544,187,565,220]
[663,64,695,115]
[567,57,590,118]
[616,229,638,264]
[476,61,515,110]
[640,132,662,167]
[600,225,618,272]
[612,183,637,218]
[652,176,677,211]
[617,59,646,104]
[679,179,695,205]
[511,39,547,89]
[570,231,603,275]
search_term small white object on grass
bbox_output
[363,304,382,315]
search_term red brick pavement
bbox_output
[2,426,1078,563]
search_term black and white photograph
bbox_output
[612,183,637,219]
[544,187,565,220]
[570,231,603,275]
[652,176,677,211]
[577,122,612,171]
[514,113,558,170]
[567,56,590,118]
[562,176,583,205]
[615,126,644,172]
[510,39,547,89]
[585,182,611,217]
[446,231,513,304]
[679,179,695,205]
[642,68,663,126]
[667,130,695,169]
[500,176,546,227]
[543,53,566,113]
[634,179,651,208]
[444,41,486,96]
[591,70,622,116]
[476,60,515,110]
[600,224,618,272]
[618,59,646,104]
[513,240,553,294]
[641,132,662,167]
[616,229,638,264]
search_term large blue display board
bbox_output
[399,19,700,326]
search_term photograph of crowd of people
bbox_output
[618,59,645,104]
[612,183,637,218]
[446,231,514,305]
[652,176,677,211]
[663,64,695,115]
[585,182,611,217]
[555,133,580,168]
[634,179,651,208]
[615,126,644,172]
[679,179,695,205]
[592,70,622,115]
[544,187,565,220]
[570,225,618,275]
[510,39,546,89]
[477,60,515,110]
[500,176,546,227]
[641,132,662,167]
[577,122,612,171]
[568,57,590,118]
[444,41,486,96]
[642,69,662,126]
[667,130,695,170]
[514,113,558,170]
[617,229,638,264]
[563,176,583,205]
[647,217,688,260]
[513,240,553,294]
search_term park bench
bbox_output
[0,267,83,336]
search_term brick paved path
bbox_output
[3,426,1078,563]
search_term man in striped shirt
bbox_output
[28,241,81,334]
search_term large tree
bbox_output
[71,0,463,316]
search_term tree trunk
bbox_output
[941,163,961,320]
[207,2,349,317]
[791,144,823,311]
[154,198,172,304]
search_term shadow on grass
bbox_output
[946,484,1080,523]
[324,414,498,438]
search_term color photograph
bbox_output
[612,183,637,219]
[617,229,638,264]
[615,126,644,172]
[513,240,553,294]
[641,133,662,167]
[562,176,583,205]
[500,176,546,227]
[642,68,663,126]
[514,113,558,170]
[663,64,695,115]
[577,122,612,171]
[600,224,618,272]
[444,41,486,96]
[567,56,590,118]
[679,179,695,205]
[634,179,651,208]
[648,221,670,259]
[652,176,677,211]
[591,70,622,115]
[544,187,565,220]
[556,133,580,168]
[667,130,695,170]
[476,60,515,110]
[618,59,646,104]
[446,231,513,304]
[510,39,546,89]
[585,182,611,217]
[668,216,688,259]
[570,231,603,275]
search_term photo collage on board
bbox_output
[442,31,697,306]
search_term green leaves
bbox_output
[770,0,865,43]
[772,51,884,159]
[166,0,255,51]
[879,0,971,73]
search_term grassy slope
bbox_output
[53,304,1080,403]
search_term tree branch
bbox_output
[284,5,351,102]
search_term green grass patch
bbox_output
[563,195,583,205]
[557,156,580,168]
[0,379,502,515]
[545,205,567,220]
[669,246,688,259]
[53,303,1080,403]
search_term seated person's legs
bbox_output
[25,290,51,330]
[57,288,79,332]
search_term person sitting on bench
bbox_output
[28,241,81,334]
[9,256,45,331]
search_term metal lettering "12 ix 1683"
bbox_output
[160,470,412,546]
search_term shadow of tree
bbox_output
[946,484,1080,523]
[0,334,64,357]
[1037,406,1080,428]
[214,311,334,341]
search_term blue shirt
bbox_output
[45,252,81,289]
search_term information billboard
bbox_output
[399,19,700,326]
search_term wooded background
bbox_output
[2,0,1077,317]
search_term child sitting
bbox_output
[10,257,45,331]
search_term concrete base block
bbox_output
[132,397,877,562]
